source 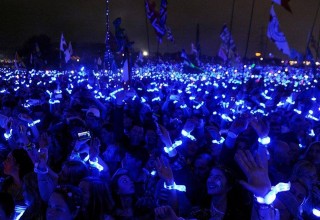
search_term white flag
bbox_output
[122,60,129,82]
[267,6,290,56]
[60,33,67,52]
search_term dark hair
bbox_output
[126,147,150,167]
[80,177,115,219]
[54,185,82,215]
[58,160,89,185]
[212,165,236,189]
[11,148,34,181]
[0,192,14,219]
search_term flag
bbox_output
[60,33,67,52]
[218,24,238,60]
[14,52,26,69]
[68,42,73,56]
[267,6,290,56]
[64,49,71,63]
[30,53,33,64]
[35,42,41,55]
[145,0,166,42]
[272,0,292,13]
[218,45,228,61]
[166,26,174,42]
[122,59,129,82]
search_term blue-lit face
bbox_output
[207,168,229,195]
[46,192,74,220]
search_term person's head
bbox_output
[111,168,135,196]
[100,123,115,146]
[0,192,14,220]
[46,185,83,220]
[22,172,41,207]
[79,177,114,218]
[194,152,214,180]
[122,147,149,172]
[58,160,89,185]
[3,148,34,181]
[207,166,235,196]
[304,141,320,164]
[277,132,300,162]
[85,107,101,130]
[67,118,87,141]
[128,125,144,146]
[290,160,318,192]
[268,140,296,167]
[289,114,311,138]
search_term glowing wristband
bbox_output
[258,136,271,145]
[89,157,104,171]
[313,208,320,217]
[164,182,186,192]
[28,119,41,127]
[255,182,290,205]
[34,163,48,175]
[212,137,225,144]
[4,129,12,140]
[164,140,183,153]
[181,130,196,141]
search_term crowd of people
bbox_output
[0,59,318,220]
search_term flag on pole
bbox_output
[145,0,166,42]
[218,24,238,61]
[272,0,292,13]
[14,52,26,69]
[122,59,129,82]
[68,42,73,56]
[60,33,67,52]
[267,5,290,56]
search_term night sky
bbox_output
[0,0,319,58]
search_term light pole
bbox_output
[104,0,113,70]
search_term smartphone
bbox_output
[77,131,91,141]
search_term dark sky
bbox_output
[0,0,319,58]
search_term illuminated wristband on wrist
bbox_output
[181,130,196,141]
[4,129,12,140]
[89,157,104,171]
[28,119,41,127]
[34,163,48,175]
[313,208,320,217]
[255,182,290,205]
[164,140,182,154]
[258,136,271,145]
[164,182,186,192]
[212,137,225,144]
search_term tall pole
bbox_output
[305,0,320,59]
[104,0,113,71]
[244,0,256,61]
[227,0,236,65]
[144,1,150,54]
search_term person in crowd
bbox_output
[0,192,15,220]
[78,176,115,220]
[1,148,34,205]
[20,172,46,220]
[46,184,83,220]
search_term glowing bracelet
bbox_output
[258,136,271,145]
[28,119,41,127]
[212,137,225,144]
[4,129,12,140]
[164,140,183,153]
[164,182,186,192]
[227,131,238,139]
[89,157,104,171]
[181,129,196,141]
[255,182,290,205]
[312,208,320,217]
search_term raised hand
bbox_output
[249,116,269,138]
[234,146,271,197]
[155,156,174,185]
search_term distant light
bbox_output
[142,50,149,56]
[255,52,261,57]
[81,67,84,71]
